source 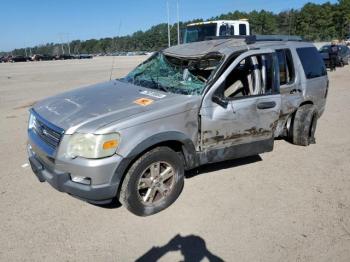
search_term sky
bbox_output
[0,0,337,51]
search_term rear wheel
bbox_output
[289,104,318,146]
[119,147,184,216]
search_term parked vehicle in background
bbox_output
[54,54,75,60]
[1,56,12,63]
[339,45,350,65]
[76,54,93,59]
[183,20,250,43]
[27,35,328,216]
[31,54,55,61]
[345,37,350,46]
[9,56,31,62]
[319,44,350,67]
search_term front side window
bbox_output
[122,53,223,95]
[297,47,326,79]
[221,54,277,99]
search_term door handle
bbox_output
[290,89,302,94]
[257,101,276,110]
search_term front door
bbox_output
[200,49,281,161]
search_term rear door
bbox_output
[276,49,303,126]
[200,49,281,158]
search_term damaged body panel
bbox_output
[27,37,328,215]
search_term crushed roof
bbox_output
[163,39,248,59]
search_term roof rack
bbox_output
[247,35,304,43]
[205,35,304,44]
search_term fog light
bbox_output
[71,176,91,185]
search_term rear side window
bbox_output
[239,24,247,35]
[276,49,295,85]
[296,47,326,79]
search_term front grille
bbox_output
[32,114,63,149]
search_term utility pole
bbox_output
[288,10,292,37]
[67,33,71,55]
[24,41,28,57]
[167,0,171,47]
[177,0,180,45]
[59,34,65,55]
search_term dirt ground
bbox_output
[0,57,349,262]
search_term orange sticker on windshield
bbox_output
[134,98,154,106]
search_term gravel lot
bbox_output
[0,57,349,262]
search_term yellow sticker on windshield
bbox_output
[134,98,154,106]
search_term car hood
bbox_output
[33,80,199,134]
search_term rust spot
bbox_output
[269,120,278,130]
[203,127,271,145]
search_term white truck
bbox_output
[183,20,250,44]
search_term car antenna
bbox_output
[109,21,122,81]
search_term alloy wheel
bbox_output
[137,161,176,204]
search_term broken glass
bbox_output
[122,53,223,95]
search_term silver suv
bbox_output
[27,36,329,216]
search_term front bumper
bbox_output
[27,144,123,204]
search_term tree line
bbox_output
[3,0,350,56]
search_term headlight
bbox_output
[66,133,120,159]
[28,113,36,130]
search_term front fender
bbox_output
[111,131,198,193]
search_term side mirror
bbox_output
[212,94,228,109]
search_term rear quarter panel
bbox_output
[290,43,328,117]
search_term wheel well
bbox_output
[130,140,186,163]
[285,101,314,137]
[299,101,314,107]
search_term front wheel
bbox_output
[119,147,184,216]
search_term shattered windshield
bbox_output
[122,52,223,95]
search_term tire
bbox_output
[119,147,184,216]
[345,57,350,65]
[289,104,318,146]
